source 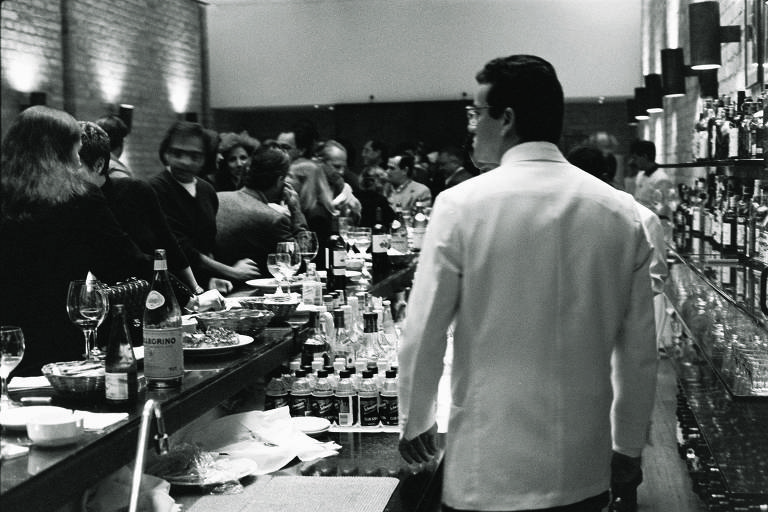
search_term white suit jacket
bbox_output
[399,142,658,510]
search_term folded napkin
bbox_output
[177,407,341,475]
[75,411,129,431]
[83,465,180,512]
[8,376,52,391]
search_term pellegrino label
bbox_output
[333,250,346,275]
[143,327,183,380]
[145,290,166,310]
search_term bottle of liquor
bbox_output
[105,303,138,406]
[739,99,754,158]
[748,180,763,260]
[379,369,399,426]
[357,370,380,427]
[334,369,357,426]
[411,202,428,251]
[736,185,751,259]
[143,249,183,388]
[390,205,409,254]
[721,195,738,255]
[301,310,330,367]
[332,308,355,367]
[289,369,311,417]
[371,207,391,284]
[310,370,335,422]
[358,311,385,362]
[326,219,347,292]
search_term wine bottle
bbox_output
[371,207,391,283]
[326,223,347,292]
[142,249,184,388]
[105,303,138,405]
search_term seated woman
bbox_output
[288,159,337,270]
[207,131,260,192]
[216,146,307,289]
[78,121,215,308]
[0,106,150,377]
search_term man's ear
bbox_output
[95,157,107,175]
[500,107,516,138]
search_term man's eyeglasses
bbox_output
[465,105,491,125]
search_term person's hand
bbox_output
[209,277,234,295]
[399,423,438,464]
[610,451,642,511]
[282,182,301,212]
[196,289,226,312]
[231,258,261,280]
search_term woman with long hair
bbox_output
[0,106,149,377]
[287,159,336,269]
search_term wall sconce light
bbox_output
[644,74,664,113]
[118,104,134,134]
[29,91,47,106]
[660,48,694,97]
[634,87,650,120]
[689,1,741,70]
[626,98,639,125]
[697,69,719,98]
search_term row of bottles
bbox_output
[692,92,768,161]
[672,175,768,268]
[265,359,399,428]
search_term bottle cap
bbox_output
[289,361,301,371]
[317,370,328,378]
[385,370,397,378]
[323,365,335,374]
[339,370,351,379]
[362,370,374,379]
[294,369,307,378]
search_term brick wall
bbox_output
[641,0,757,171]
[1,0,205,181]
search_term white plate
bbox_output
[315,270,362,280]
[183,334,253,355]
[244,278,304,291]
[163,457,257,487]
[291,416,330,435]
[0,406,72,431]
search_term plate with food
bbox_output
[244,278,304,292]
[182,329,253,355]
[147,445,257,487]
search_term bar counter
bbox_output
[1,257,431,512]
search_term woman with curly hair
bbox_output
[208,131,260,191]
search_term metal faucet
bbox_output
[129,399,170,512]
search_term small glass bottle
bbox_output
[310,369,334,422]
[332,308,355,367]
[379,369,399,426]
[289,369,311,417]
[334,370,357,426]
[358,370,380,427]
[105,303,138,406]
[264,369,289,410]
[359,311,385,361]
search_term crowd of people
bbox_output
[0,53,668,512]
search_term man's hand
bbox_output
[282,182,301,212]
[610,451,642,511]
[208,277,233,295]
[399,423,439,464]
[231,258,261,280]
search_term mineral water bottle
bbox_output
[264,369,289,410]
[143,249,183,388]
[310,370,335,422]
[334,370,357,426]
[379,370,398,426]
[358,370,380,427]
[390,205,409,254]
[411,202,428,251]
[289,369,311,417]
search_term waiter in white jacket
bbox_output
[398,55,658,512]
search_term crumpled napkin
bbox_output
[83,465,180,512]
[177,407,341,474]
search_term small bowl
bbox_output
[26,410,84,447]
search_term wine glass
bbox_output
[66,279,108,360]
[296,231,319,267]
[267,253,290,295]
[352,227,372,254]
[277,240,302,280]
[337,216,353,253]
[0,326,25,409]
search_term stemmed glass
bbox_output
[276,241,302,283]
[296,231,319,269]
[66,279,109,360]
[267,253,291,296]
[0,326,25,409]
[351,227,372,255]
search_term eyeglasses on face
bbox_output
[465,105,491,125]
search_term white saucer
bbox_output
[0,406,72,431]
[291,416,330,435]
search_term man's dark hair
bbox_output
[475,54,564,144]
[242,146,290,190]
[629,139,656,161]
[567,145,610,183]
[366,139,389,164]
[79,121,111,175]
[158,121,214,165]
[292,119,319,158]
[94,115,129,152]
